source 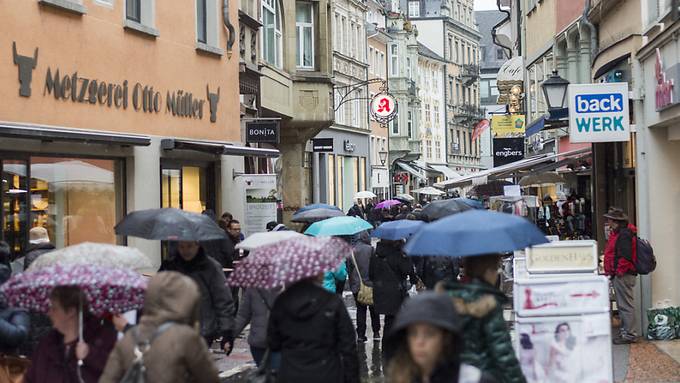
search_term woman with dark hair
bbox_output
[23,286,117,383]
[384,292,493,383]
[436,254,525,383]
[546,322,576,383]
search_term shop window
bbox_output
[296,2,315,69]
[327,154,335,205]
[337,156,344,210]
[360,157,366,191]
[161,164,212,213]
[263,0,283,67]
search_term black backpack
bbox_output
[634,237,656,275]
[119,322,175,383]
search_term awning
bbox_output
[593,53,631,80]
[429,164,461,180]
[396,161,426,179]
[0,121,151,146]
[161,138,280,158]
[525,116,545,137]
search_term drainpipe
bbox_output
[492,0,512,58]
[223,0,236,58]
[582,0,598,65]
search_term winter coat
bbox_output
[604,224,637,276]
[0,306,29,355]
[347,234,373,294]
[100,271,219,383]
[268,280,359,383]
[369,241,417,315]
[201,238,234,269]
[23,243,55,270]
[24,316,117,383]
[323,262,348,293]
[415,256,459,290]
[347,204,365,219]
[160,248,235,339]
[440,279,526,383]
[234,288,278,349]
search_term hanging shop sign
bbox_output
[493,137,524,166]
[491,114,525,138]
[655,48,677,111]
[246,121,280,144]
[370,92,398,124]
[568,82,629,142]
[312,138,334,152]
[393,172,409,184]
[525,240,598,274]
[11,42,220,122]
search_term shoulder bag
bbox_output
[350,251,374,306]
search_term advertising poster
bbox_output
[514,276,610,317]
[242,175,278,236]
[525,240,598,274]
[493,137,525,166]
[491,114,526,138]
[516,314,612,383]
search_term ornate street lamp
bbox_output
[541,70,570,110]
[378,149,388,166]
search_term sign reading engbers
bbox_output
[370,92,398,123]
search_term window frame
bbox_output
[390,44,399,77]
[408,1,420,17]
[262,0,283,68]
[296,2,315,69]
[196,0,208,44]
[126,0,141,22]
[407,111,413,138]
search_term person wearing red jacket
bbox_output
[603,207,638,344]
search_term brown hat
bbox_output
[604,207,628,221]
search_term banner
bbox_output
[493,137,524,166]
[472,119,490,142]
[241,174,278,236]
[491,114,525,138]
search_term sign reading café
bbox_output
[12,42,221,122]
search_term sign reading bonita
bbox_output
[568,83,630,143]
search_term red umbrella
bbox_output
[227,236,351,289]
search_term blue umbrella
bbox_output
[305,216,373,237]
[456,198,484,210]
[404,210,549,257]
[372,220,425,240]
[295,203,341,214]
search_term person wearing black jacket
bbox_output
[160,241,236,353]
[268,277,359,383]
[369,239,418,338]
[0,262,29,355]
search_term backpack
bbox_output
[634,237,656,275]
[119,322,175,383]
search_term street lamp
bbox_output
[542,70,570,110]
[378,149,388,166]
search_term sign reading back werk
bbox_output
[11,42,220,122]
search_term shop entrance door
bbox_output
[160,162,215,214]
[0,158,29,261]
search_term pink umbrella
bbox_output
[227,236,351,289]
[0,264,146,317]
[375,199,402,209]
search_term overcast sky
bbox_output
[474,0,500,11]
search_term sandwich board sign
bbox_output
[568,83,630,143]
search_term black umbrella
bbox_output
[114,208,228,241]
[421,199,472,221]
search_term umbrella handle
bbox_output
[77,299,85,383]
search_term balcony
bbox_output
[459,64,480,85]
[453,104,486,124]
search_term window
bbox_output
[435,141,441,160]
[455,40,459,63]
[456,83,460,103]
[296,2,314,68]
[472,48,477,65]
[350,22,356,57]
[126,0,141,22]
[408,1,420,17]
[342,17,347,54]
[466,46,470,65]
[197,0,207,43]
[426,140,432,159]
[496,48,504,60]
[425,104,431,123]
[448,77,454,100]
[380,53,385,77]
[369,47,374,73]
[391,117,399,134]
[448,36,453,61]
[481,80,489,99]
[327,154,335,205]
[263,0,282,67]
[490,79,499,96]
[390,44,399,76]
[406,57,412,79]
[334,14,340,48]
[434,104,439,125]
[407,111,413,138]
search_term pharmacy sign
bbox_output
[568,83,630,143]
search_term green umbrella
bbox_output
[304,216,373,237]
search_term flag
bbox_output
[472,119,490,142]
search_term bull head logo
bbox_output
[12,42,38,97]
[207,85,220,123]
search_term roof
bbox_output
[474,10,508,69]
[417,42,446,62]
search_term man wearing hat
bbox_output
[603,207,638,344]
[24,227,55,270]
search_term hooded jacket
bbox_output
[99,271,219,383]
[268,280,359,383]
[604,223,638,276]
[439,279,526,383]
[234,288,279,349]
[160,248,235,340]
[347,232,374,295]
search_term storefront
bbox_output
[311,129,370,212]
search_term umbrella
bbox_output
[27,242,152,272]
[295,203,342,214]
[354,191,377,199]
[469,180,513,198]
[395,194,415,202]
[304,216,373,237]
[236,231,304,251]
[227,236,351,289]
[0,264,147,316]
[404,210,549,257]
[372,220,425,240]
[291,207,344,223]
[455,197,484,210]
[114,208,227,241]
[412,186,445,196]
[421,199,472,221]
[375,199,402,209]
[519,173,566,187]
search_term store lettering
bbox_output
[575,116,625,132]
[655,48,676,111]
[495,147,522,157]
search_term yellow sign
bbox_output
[491,114,525,138]
[526,241,598,273]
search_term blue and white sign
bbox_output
[568,83,630,143]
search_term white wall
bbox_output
[411,20,445,56]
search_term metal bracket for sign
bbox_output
[334,78,387,111]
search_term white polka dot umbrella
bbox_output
[227,236,351,289]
